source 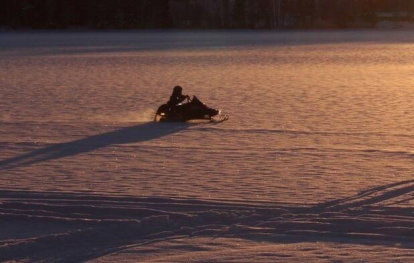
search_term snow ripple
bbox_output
[196,126,414,139]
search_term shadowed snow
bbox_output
[0,180,413,262]
[0,122,188,169]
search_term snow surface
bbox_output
[1,30,414,262]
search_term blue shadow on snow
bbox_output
[0,122,188,169]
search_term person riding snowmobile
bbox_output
[167,86,190,111]
[154,86,225,122]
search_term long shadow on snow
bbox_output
[0,180,413,262]
[0,122,188,169]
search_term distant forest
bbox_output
[1,0,413,29]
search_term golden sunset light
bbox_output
[1,1,413,262]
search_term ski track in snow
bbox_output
[0,180,413,262]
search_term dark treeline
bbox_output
[1,0,413,30]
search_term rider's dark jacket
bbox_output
[167,91,187,108]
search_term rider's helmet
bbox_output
[173,86,183,95]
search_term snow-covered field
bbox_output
[1,30,414,262]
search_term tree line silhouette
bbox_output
[0,0,413,30]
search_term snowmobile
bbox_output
[154,96,227,122]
